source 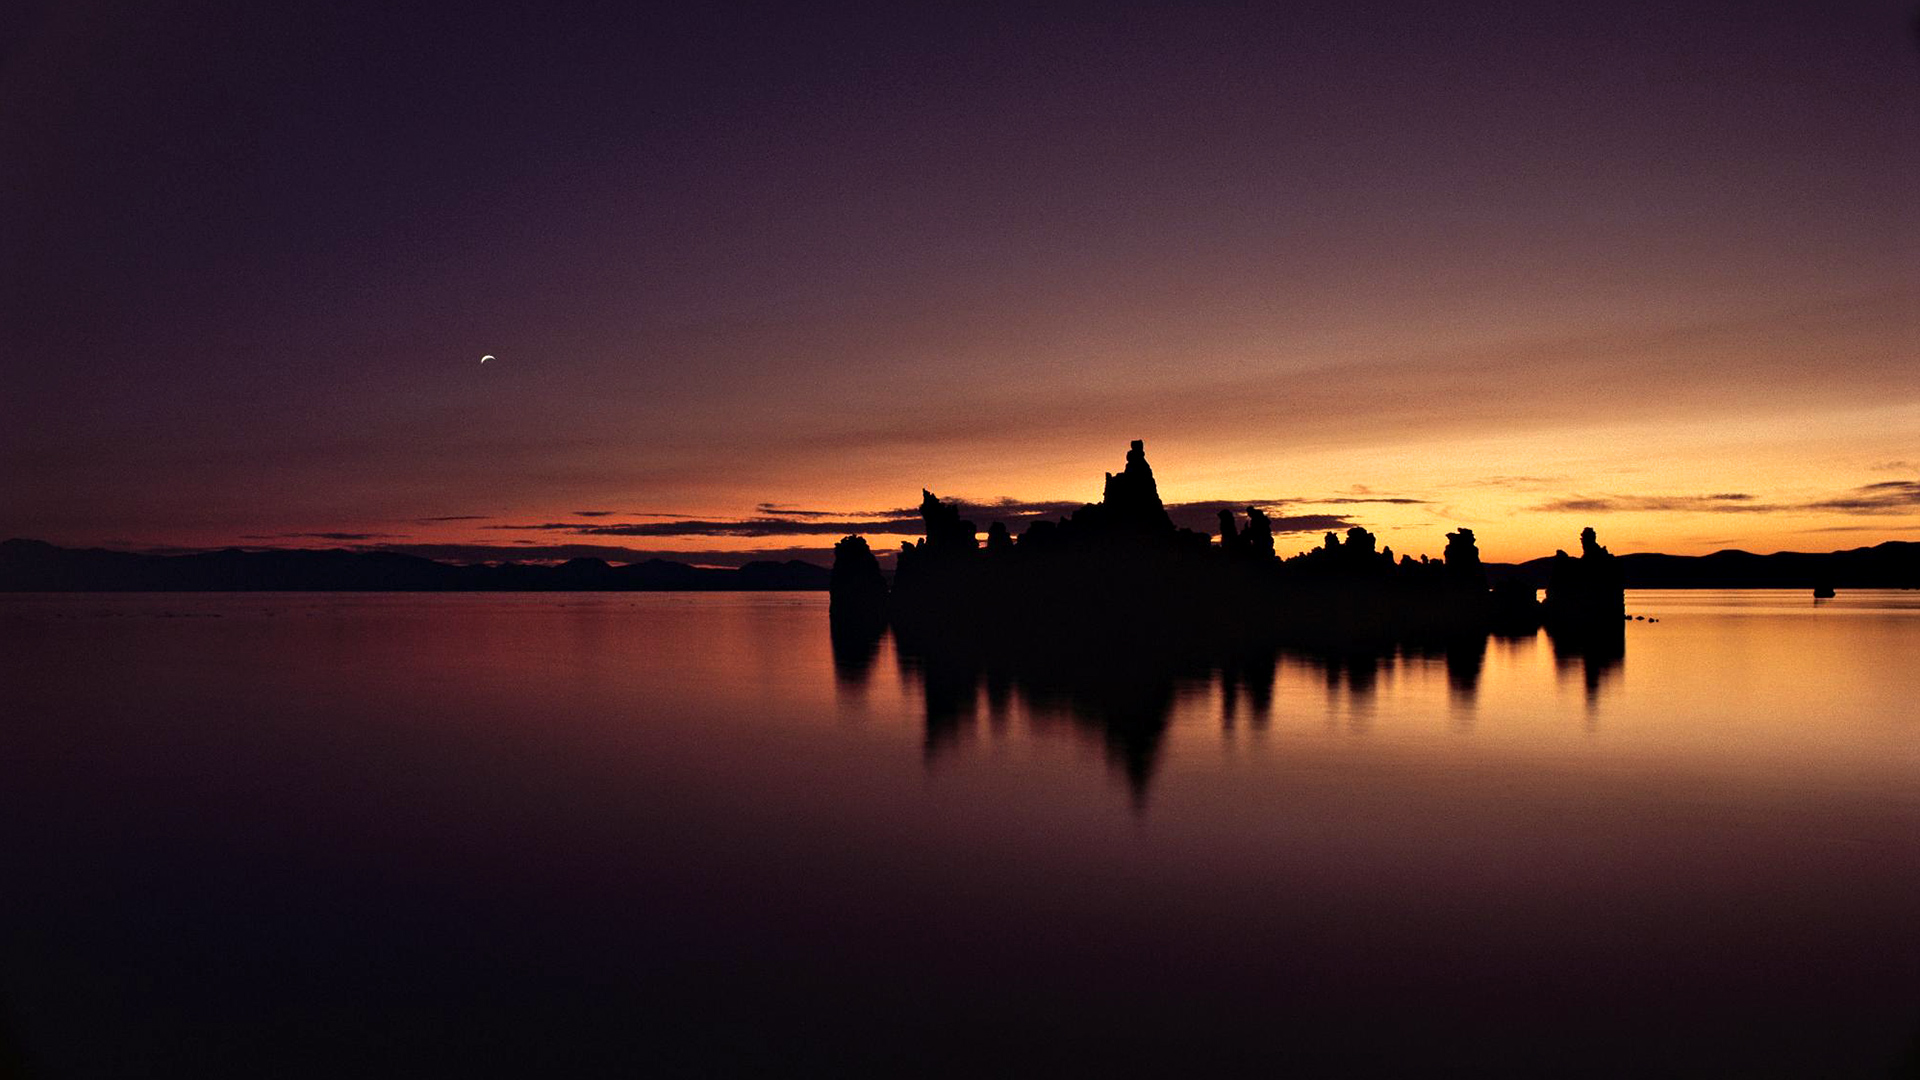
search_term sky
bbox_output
[3,0,1916,566]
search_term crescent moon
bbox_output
[480,355,494,363]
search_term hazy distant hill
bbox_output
[5,538,1914,593]
[1487,541,1919,590]
[0,539,830,592]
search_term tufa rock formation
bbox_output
[830,440,1624,654]
[829,441,1631,804]
[828,534,888,635]
[1545,525,1626,627]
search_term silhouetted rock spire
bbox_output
[1546,525,1625,626]
[829,534,888,634]
[1220,507,1275,561]
[1099,439,1174,533]
[1444,528,1487,592]
[1244,507,1274,560]
[918,490,977,555]
[1444,528,1480,571]
[1218,508,1241,553]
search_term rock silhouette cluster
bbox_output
[830,440,1631,804]
[830,439,1624,650]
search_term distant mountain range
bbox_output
[1487,540,1919,590]
[0,539,829,591]
[1,537,1913,592]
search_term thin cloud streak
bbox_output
[1256,514,1359,536]
[359,542,841,568]
[1533,481,1920,517]
[1532,494,1772,513]
[475,495,1373,540]
[1805,480,1920,514]
[240,531,410,541]
[488,519,929,538]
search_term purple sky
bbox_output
[4,1,1916,564]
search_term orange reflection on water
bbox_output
[1,590,1916,1074]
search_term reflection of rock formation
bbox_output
[897,628,1544,803]
[902,642,982,757]
[1312,648,1381,697]
[1017,660,1182,807]
[1549,621,1625,703]
[1446,635,1487,695]
[896,636,1194,807]
[1220,641,1279,727]
[1397,632,1488,698]
[889,624,1638,807]
[829,618,883,689]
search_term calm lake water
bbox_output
[1,590,1916,1077]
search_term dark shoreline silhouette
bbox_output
[3,522,1914,596]
[0,539,826,592]
[1522,544,1920,590]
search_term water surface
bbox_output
[1,591,1915,1076]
